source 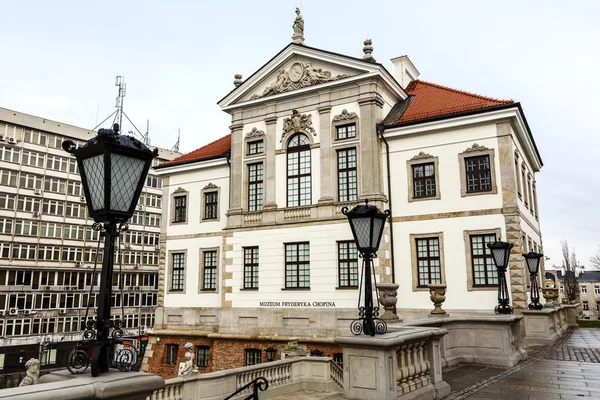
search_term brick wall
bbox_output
[145,334,342,380]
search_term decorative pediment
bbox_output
[463,143,490,153]
[245,127,265,139]
[250,61,348,100]
[410,151,434,161]
[203,183,218,190]
[332,109,358,122]
[173,187,187,194]
[281,110,315,142]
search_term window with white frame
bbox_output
[0,146,20,163]
[67,181,82,196]
[0,218,12,234]
[62,247,83,262]
[17,196,40,212]
[0,242,10,258]
[63,225,85,240]
[0,193,15,210]
[44,177,66,194]
[42,199,64,216]
[65,202,85,218]
[46,155,68,172]
[12,243,37,260]
[23,129,47,146]
[144,232,159,246]
[0,169,18,187]
[14,220,38,236]
[38,246,61,261]
[146,175,162,189]
[22,150,45,168]
[582,286,588,294]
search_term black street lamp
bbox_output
[342,200,390,336]
[265,347,276,362]
[487,240,514,315]
[63,124,157,376]
[523,252,544,310]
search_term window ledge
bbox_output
[281,287,311,291]
[336,286,358,290]
[240,288,259,291]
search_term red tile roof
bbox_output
[158,134,231,168]
[387,80,514,124]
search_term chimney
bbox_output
[390,55,420,89]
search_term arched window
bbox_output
[287,133,311,207]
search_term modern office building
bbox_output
[144,11,544,378]
[0,107,179,383]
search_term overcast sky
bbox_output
[1,0,598,267]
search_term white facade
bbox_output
[154,41,544,343]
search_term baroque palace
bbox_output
[145,11,543,378]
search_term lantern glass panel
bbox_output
[350,217,372,250]
[372,217,385,250]
[491,247,508,269]
[82,155,105,211]
[526,256,539,274]
[110,153,146,212]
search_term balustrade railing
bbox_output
[243,212,262,225]
[329,360,343,390]
[397,340,431,395]
[283,207,311,220]
[148,378,183,400]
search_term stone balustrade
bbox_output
[402,314,527,368]
[335,326,450,400]
[242,211,262,225]
[149,357,342,400]
[522,303,579,347]
[282,207,312,221]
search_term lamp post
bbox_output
[487,240,514,315]
[523,252,544,310]
[63,124,157,376]
[342,200,390,336]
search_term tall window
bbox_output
[248,163,264,211]
[336,124,356,140]
[582,286,588,294]
[337,149,357,202]
[173,196,186,222]
[583,301,589,310]
[166,344,178,365]
[202,251,217,290]
[285,243,310,288]
[465,155,492,193]
[416,238,441,287]
[470,234,498,286]
[245,349,261,366]
[197,346,210,368]
[243,247,259,289]
[413,163,436,198]
[204,192,218,220]
[287,134,311,207]
[338,241,358,288]
[171,253,185,291]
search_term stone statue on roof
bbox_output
[292,8,304,45]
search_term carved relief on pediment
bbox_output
[332,109,358,122]
[463,143,490,153]
[245,127,265,139]
[251,62,349,99]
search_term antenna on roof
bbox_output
[92,76,150,146]
[171,128,181,152]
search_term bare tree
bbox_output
[591,246,600,270]
[562,240,580,303]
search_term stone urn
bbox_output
[542,287,558,308]
[428,284,447,315]
[377,283,400,321]
[551,288,561,307]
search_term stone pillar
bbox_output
[227,120,244,227]
[358,94,385,202]
[263,116,278,211]
[497,124,528,310]
[317,105,333,204]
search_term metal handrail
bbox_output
[224,376,269,400]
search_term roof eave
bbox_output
[154,152,230,171]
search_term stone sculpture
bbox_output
[19,358,40,386]
[178,342,195,376]
[428,284,448,315]
[292,8,304,44]
[377,283,400,320]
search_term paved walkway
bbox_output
[271,328,600,399]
